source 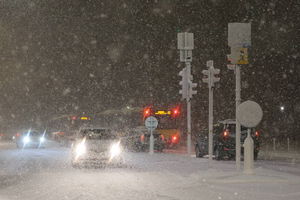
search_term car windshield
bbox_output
[22,131,42,137]
[0,1,298,200]
[81,129,115,140]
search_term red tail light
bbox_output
[223,129,230,137]
[143,107,151,119]
[16,133,20,137]
[172,135,178,143]
[255,131,259,137]
[140,135,145,142]
[171,107,180,118]
[71,116,77,120]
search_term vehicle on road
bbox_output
[15,129,47,149]
[195,119,260,160]
[71,127,124,167]
[142,105,182,148]
[124,126,165,152]
[139,132,165,152]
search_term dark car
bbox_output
[195,119,260,160]
[139,132,165,152]
[15,129,47,148]
[124,127,165,152]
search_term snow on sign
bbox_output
[145,116,158,131]
[237,100,263,128]
[228,23,251,48]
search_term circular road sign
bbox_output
[145,116,158,131]
[237,100,263,128]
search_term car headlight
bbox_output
[23,136,30,144]
[110,141,121,159]
[75,139,86,158]
[40,137,45,143]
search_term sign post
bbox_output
[145,116,158,154]
[227,23,251,170]
[237,100,263,174]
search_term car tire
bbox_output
[254,152,258,161]
[158,147,164,152]
[195,145,203,158]
[215,148,223,160]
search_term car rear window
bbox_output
[224,124,248,135]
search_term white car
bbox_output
[71,127,124,167]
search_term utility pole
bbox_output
[202,60,220,162]
[177,32,197,155]
[235,64,241,169]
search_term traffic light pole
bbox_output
[208,81,213,162]
[177,32,196,155]
[202,61,220,163]
[235,64,241,170]
[186,62,192,155]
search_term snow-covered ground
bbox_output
[0,141,300,200]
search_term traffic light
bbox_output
[189,81,197,98]
[202,69,210,84]
[210,68,220,87]
[202,61,220,88]
[179,67,188,100]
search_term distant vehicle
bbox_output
[15,129,47,149]
[195,119,260,160]
[140,132,165,152]
[71,127,123,167]
[142,105,182,148]
[125,127,165,152]
[122,126,146,151]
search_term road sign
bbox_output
[237,100,263,174]
[145,116,158,131]
[237,100,263,128]
[177,32,194,62]
[145,116,158,155]
[228,47,249,65]
[228,23,251,48]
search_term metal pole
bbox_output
[235,64,241,170]
[149,128,154,154]
[186,62,192,155]
[208,79,213,162]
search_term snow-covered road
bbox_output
[1,141,300,200]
